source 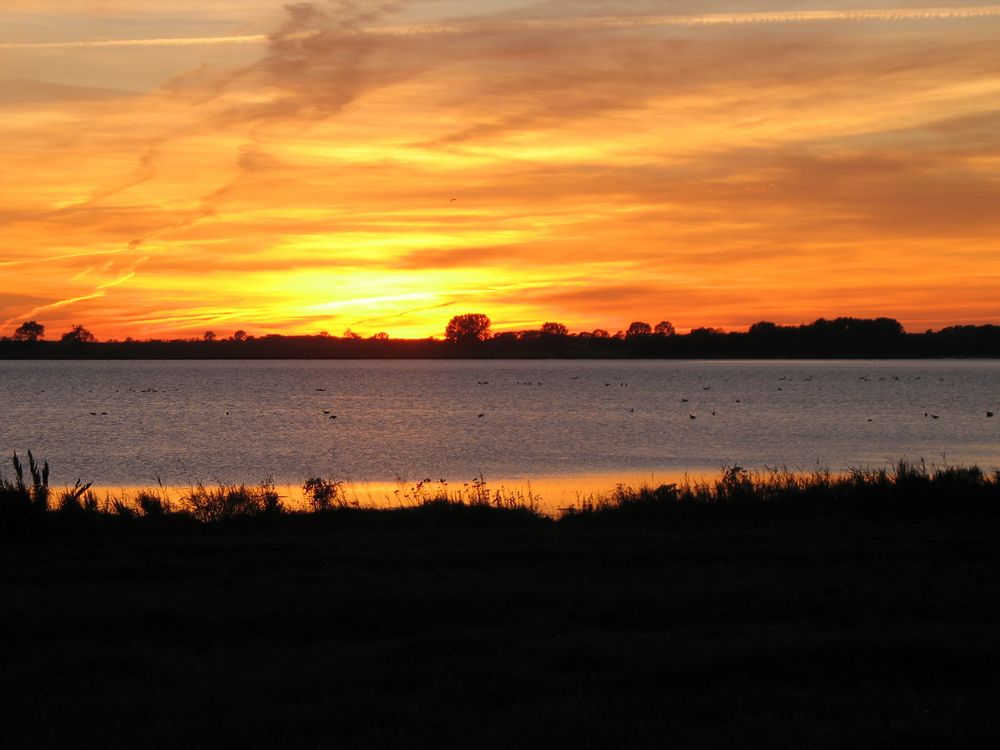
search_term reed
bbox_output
[562,460,1000,521]
[183,479,282,522]
[4,453,1000,530]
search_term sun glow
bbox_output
[3,2,1000,339]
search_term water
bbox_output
[1,360,999,499]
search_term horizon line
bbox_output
[6,317,999,344]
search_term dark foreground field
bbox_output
[4,507,1000,749]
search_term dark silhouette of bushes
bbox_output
[60,324,96,344]
[563,461,1000,524]
[57,480,97,514]
[184,481,282,522]
[445,313,492,348]
[12,321,44,342]
[0,451,48,521]
[540,321,569,336]
[626,321,652,338]
[303,477,351,511]
[4,315,1000,358]
[5,454,1000,536]
[0,452,98,523]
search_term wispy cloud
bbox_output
[4,1,1000,337]
[0,34,270,50]
[6,6,1000,49]
[386,5,1000,33]
[2,257,147,328]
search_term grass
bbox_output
[5,456,1000,530]
[4,455,1000,747]
[564,462,1000,522]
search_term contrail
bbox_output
[543,5,1000,29]
[383,5,1000,34]
[0,34,269,50]
[3,6,999,49]
[2,259,146,329]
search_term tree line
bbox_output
[3,315,1000,358]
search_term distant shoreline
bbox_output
[3,351,1000,361]
[4,355,1000,361]
[4,317,1000,359]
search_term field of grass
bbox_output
[3,456,1000,747]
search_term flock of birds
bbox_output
[248,374,1000,426]
[81,374,997,425]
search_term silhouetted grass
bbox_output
[5,453,1000,747]
[563,461,1000,523]
[5,456,1000,533]
[184,479,283,521]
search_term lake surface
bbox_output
[1,359,999,502]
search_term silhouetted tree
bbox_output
[749,321,778,334]
[626,321,652,339]
[872,317,905,336]
[540,322,569,336]
[445,314,491,345]
[232,330,248,342]
[654,320,675,336]
[60,325,96,344]
[370,332,389,340]
[203,331,217,342]
[13,321,44,342]
[1,314,959,359]
[343,328,362,340]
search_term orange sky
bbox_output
[2,1,1000,339]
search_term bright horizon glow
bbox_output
[3,1,1000,339]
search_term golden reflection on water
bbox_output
[89,470,719,516]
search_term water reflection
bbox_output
[2,359,999,489]
[89,469,722,516]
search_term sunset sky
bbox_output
[2,1,1000,339]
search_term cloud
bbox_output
[0,77,133,104]
[7,5,1000,49]
[0,34,269,50]
[5,1,1000,336]
[1,256,148,328]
